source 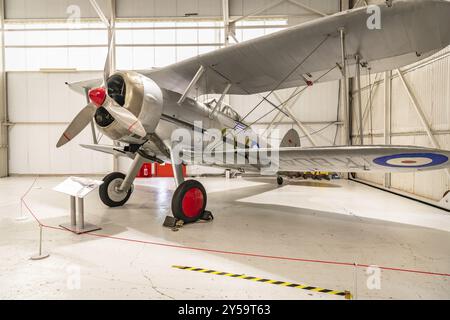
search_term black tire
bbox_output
[277,176,284,186]
[171,180,207,223]
[99,172,133,207]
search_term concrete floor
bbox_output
[0,175,449,300]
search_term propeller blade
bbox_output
[104,31,115,84]
[103,100,146,138]
[57,104,96,148]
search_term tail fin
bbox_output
[280,129,301,148]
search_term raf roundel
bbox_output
[373,153,449,169]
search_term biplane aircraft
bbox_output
[58,0,450,223]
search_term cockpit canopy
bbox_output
[203,98,242,122]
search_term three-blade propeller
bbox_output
[57,31,146,148]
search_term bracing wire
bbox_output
[246,65,338,130]
[240,34,331,124]
[207,34,333,151]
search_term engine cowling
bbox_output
[95,71,163,143]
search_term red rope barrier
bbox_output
[19,180,450,279]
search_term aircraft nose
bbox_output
[88,87,107,107]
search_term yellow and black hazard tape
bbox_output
[172,265,352,299]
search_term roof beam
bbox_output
[231,0,287,24]
[287,0,327,17]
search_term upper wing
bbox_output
[182,146,450,173]
[146,0,450,96]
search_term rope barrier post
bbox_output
[30,225,50,261]
[353,262,358,300]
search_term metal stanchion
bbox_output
[30,225,50,261]
[353,262,358,300]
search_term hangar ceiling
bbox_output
[4,0,339,20]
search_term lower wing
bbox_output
[81,144,450,173]
[183,146,450,173]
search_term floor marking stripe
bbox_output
[172,265,352,299]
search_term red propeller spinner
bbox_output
[88,87,107,107]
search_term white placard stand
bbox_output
[53,177,103,234]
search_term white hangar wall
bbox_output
[228,81,341,148]
[7,71,114,174]
[3,0,342,175]
[352,47,450,202]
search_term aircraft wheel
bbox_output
[277,176,284,186]
[171,180,207,223]
[99,172,133,207]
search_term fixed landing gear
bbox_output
[98,146,213,227]
[99,172,133,207]
[165,147,213,227]
[164,178,213,230]
[99,151,146,208]
[171,180,208,223]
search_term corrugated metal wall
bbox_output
[7,71,114,174]
[353,48,450,201]
[229,81,341,148]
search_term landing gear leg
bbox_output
[99,152,145,207]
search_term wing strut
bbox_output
[339,28,350,146]
[177,65,206,105]
[209,83,232,119]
